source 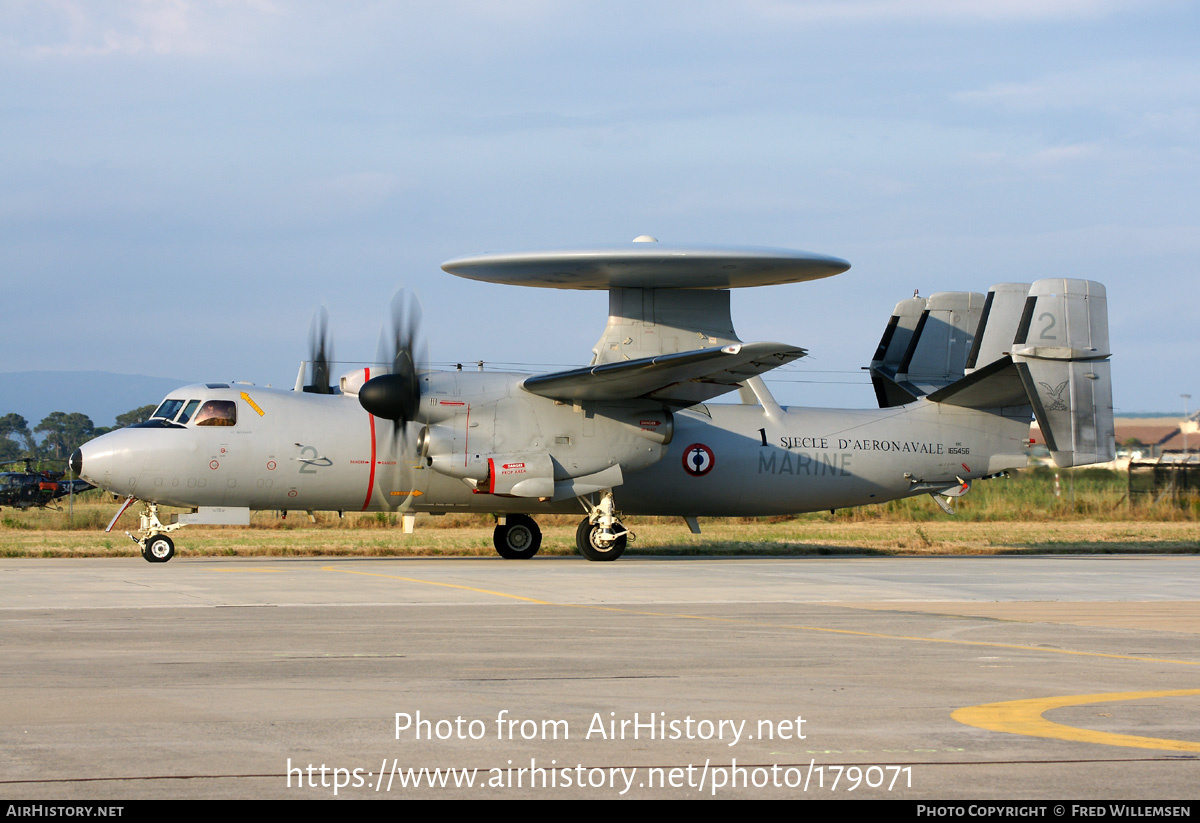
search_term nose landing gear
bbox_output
[110,500,184,563]
[575,490,631,562]
[142,533,175,563]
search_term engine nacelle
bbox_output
[420,397,673,499]
[338,368,372,397]
[486,453,555,497]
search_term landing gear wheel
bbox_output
[575,517,626,562]
[143,534,175,563]
[494,514,541,559]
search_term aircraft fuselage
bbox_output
[77,376,1030,518]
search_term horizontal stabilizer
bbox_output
[522,342,805,404]
[926,356,1028,410]
[870,370,920,408]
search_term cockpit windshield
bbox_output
[151,399,185,421]
[177,399,201,424]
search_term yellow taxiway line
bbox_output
[953,691,1200,752]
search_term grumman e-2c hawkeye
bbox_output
[72,238,1114,562]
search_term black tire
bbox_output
[143,534,175,563]
[575,517,626,561]
[494,514,541,559]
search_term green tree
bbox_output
[92,404,160,438]
[115,404,157,427]
[34,412,95,460]
[0,413,34,462]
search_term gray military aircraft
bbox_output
[72,238,1114,562]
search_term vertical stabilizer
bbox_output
[1010,279,1114,467]
[896,291,986,391]
[871,296,926,372]
[964,283,1031,373]
[869,291,985,406]
[869,296,926,407]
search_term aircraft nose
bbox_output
[72,428,160,497]
[72,435,121,489]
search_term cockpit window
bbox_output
[177,399,201,424]
[192,400,237,427]
[151,399,185,421]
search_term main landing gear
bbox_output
[575,517,626,561]
[491,491,633,562]
[574,490,629,561]
[493,514,542,559]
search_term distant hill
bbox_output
[1,371,193,428]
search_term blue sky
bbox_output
[2,0,1197,413]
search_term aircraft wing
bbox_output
[521,342,804,404]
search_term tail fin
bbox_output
[870,291,985,406]
[964,283,1032,373]
[870,295,925,407]
[1011,279,1114,467]
[929,278,1115,468]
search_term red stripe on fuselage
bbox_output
[361,368,376,511]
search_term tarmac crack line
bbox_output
[2,754,1194,789]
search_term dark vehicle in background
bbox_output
[0,459,92,510]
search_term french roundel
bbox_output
[682,443,715,477]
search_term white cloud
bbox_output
[8,0,279,58]
[972,142,1101,169]
[1027,143,1099,165]
[954,62,1200,112]
[742,0,1151,24]
[3,0,1164,63]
